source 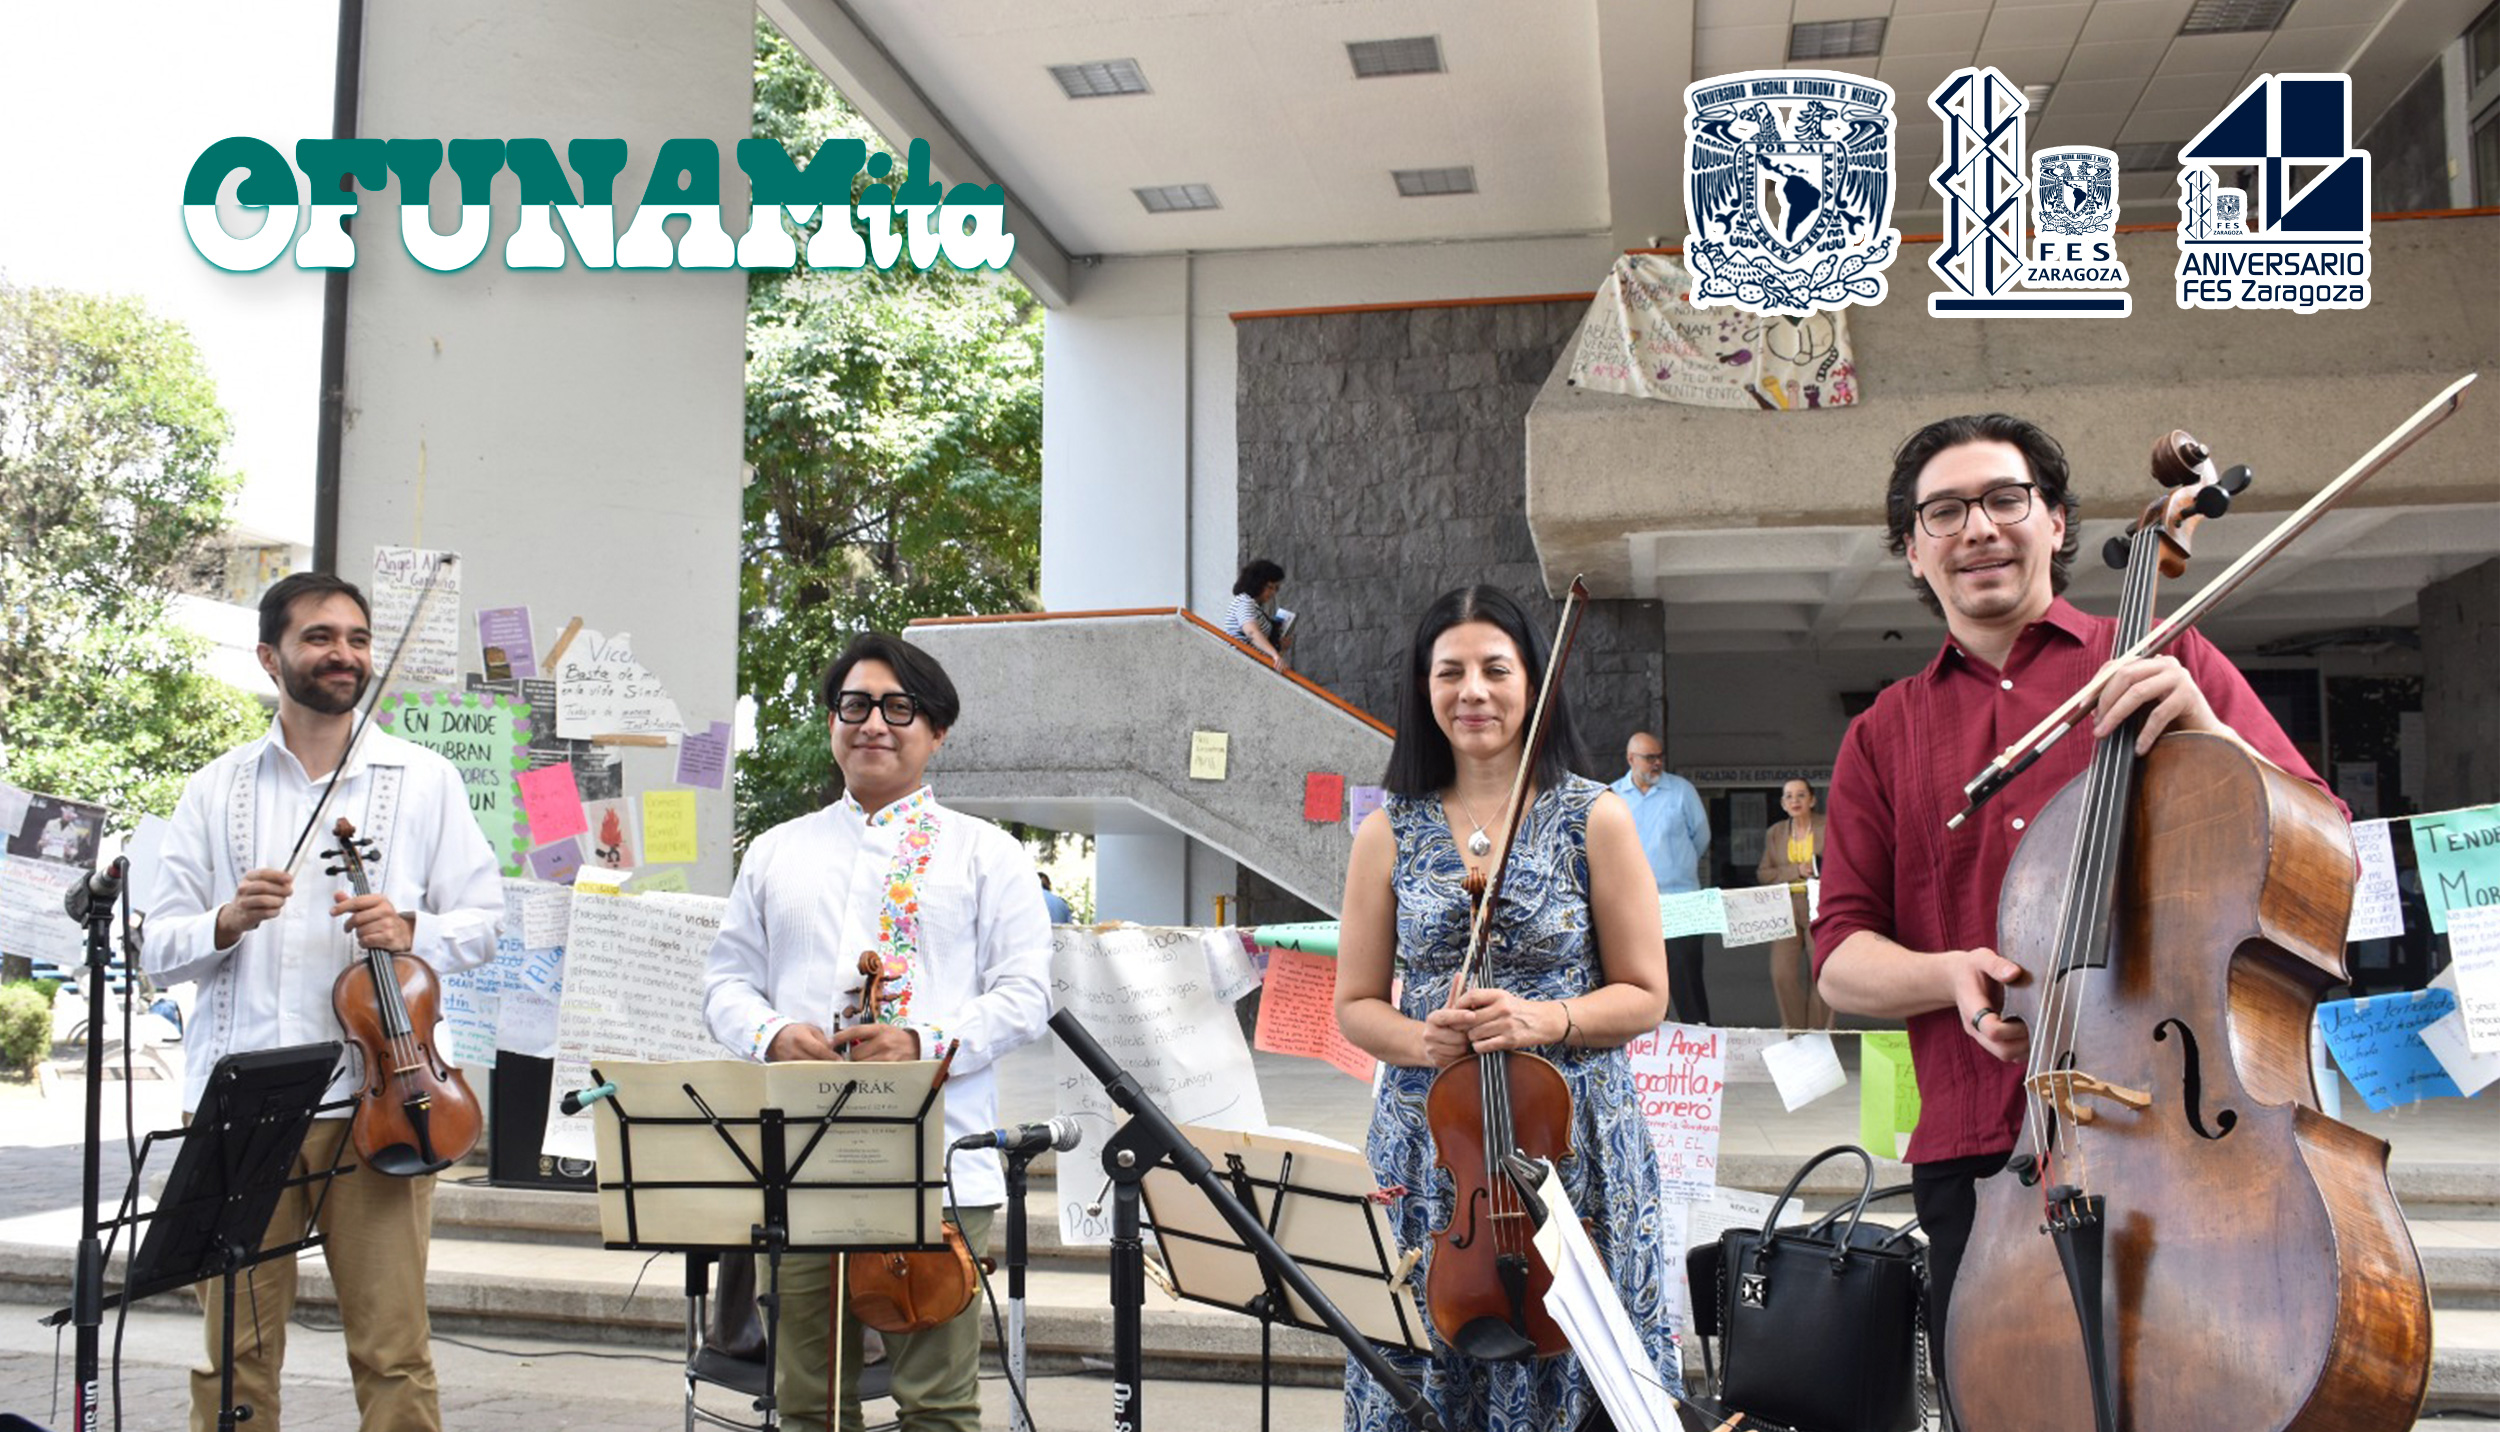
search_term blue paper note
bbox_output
[2317,991,2462,1112]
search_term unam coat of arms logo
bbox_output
[1682,70,1901,315]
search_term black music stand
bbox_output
[1140,1124,1430,1432]
[46,1042,351,1432]
[583,1059,949,1431]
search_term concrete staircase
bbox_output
[906,610,1393,913]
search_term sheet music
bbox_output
[1531,1165,1679,1432]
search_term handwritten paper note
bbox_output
[1304,772,1344,822]
[1252,947,1374,1081]
[1624,1023,1724,1201]
[2349,820,2405,942]
[1659,889,1727,939]
[1201,929,1264,1005]
[2450,905,2500,1055]
[1346,784,1387,832]
[642,790,699,865]
[543,888,730,1161]
[370,547,461,685]
[374,688,533,873]
[1717,885,1797,947]
[675,721,732,790]
[2412,804,2500,934]
[1050,925,1269,1243]
[440,964,504,1069]
[1860,1031,1921,1159]
[2318,992,2464,1111]
[0,857,84,964]
[527,838,584,885]
[518,763,588,845]
[1759,1032,1847,1112]
[555,628,686,740]
[2421,1004,2500,1096]
[1189,731,1229,781]
[475,605,537,680]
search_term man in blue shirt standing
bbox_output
[1611,731,1713,1024]
[1038,872,1074,924]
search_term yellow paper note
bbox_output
[641,789,699,864]
[1189,730,1229,780]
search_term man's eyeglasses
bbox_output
[1632,752,1666,766]
[833,691,926,726]
[1914,481,2039,538]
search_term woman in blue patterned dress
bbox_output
[1334,584,1681,1431]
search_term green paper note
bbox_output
[1859,1030,1921,1160]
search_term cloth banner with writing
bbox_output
[1566,254,1861,411]
[1049,925,1268,1244]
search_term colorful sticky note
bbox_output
[1304,771,1344,822]
[1189,731,1229,781]
[676,720,733,790]
[526,838,584,886]
[2411,803,2500,934]
[1251,947,1374,1081]
[2317,992,2464,1111]
[517,762,588,844]
[641,789,699,865]
[1859,1031,1921,1160]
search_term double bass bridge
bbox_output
[2027,1068,2152,1127]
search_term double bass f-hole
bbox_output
[2153,1017,2238,1141]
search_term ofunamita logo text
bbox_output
[181,136,1016,274]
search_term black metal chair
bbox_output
[684,1252,894,1431]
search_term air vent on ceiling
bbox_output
[2113,141,2183,171]
[1394,166,1477,197]
[1050,59,1149,98]
[1134,183,1219,213]
[2178,0,2295,35]
[1787,17,1887,61]
[1349,36,1443,78]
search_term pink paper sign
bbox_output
[517,762,588,844]
[1252,947,1374,1081]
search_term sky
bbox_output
[0,3,337,545]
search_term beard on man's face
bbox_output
[279,653,370,714]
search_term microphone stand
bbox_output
[1003,1144,1039,1432]
[68,859,132,1431]
[1049,1010,1442,1432]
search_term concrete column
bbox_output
[1095,831,1186,926]
[2419,557,2498,807]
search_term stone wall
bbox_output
[1234,301,1666,779]
[2419,557,2498,807]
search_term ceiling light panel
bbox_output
[1349,36,1443,78]
[1788,18,1887,62]
[1134,183,1219,213]
[1050,59,1149,99]
[2178,0,2295,35]
[1393,166,1477,197]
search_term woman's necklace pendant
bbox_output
[1466,827,1492,858]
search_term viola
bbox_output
[840,951,978,1334]
[1941,431,2431,1430]
[1422,579,1590,1363]
[325,816,483,1177]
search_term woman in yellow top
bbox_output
[1755,778,1831,1031]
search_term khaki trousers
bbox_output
[192,1117,441,1432]
[776,1206,994,1432]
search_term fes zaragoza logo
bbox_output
[180,136,1016,274]
[1681,71,1903,316]
[1926,66,2129,317]
[2174,73,2372,312]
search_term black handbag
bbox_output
[1716,1144,1926,1432]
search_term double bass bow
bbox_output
[1941,412,2443,1430]
[1422,577,1591,1363]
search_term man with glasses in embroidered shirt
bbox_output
[704,632,1054,1432]
[1613,731,1712,1023]
[1811,414,2335,1377]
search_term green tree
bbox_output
[0,280,264,822]
[738,21,1044,842]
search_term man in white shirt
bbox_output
[705,632,1054,1432]
[145,572,504,1432]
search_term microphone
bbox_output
[560,1082,618,1116]
[62,857,127,925]
[952,1117,1081,1157]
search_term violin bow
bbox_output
[1951,371,2475,827]
[1451,576,1591,1002]
[282,552,459,877]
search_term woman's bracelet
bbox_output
[1557,999,1577,1048]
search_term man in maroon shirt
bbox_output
[1810,413,2335,1370]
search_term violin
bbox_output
[325,817,483,1177]
[840,951,979,1335]
[1941,431,2432,1429]
[1422,580,1590,1363]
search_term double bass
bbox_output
[1942,431,2432,1430]
[1422,579,1590,1363]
